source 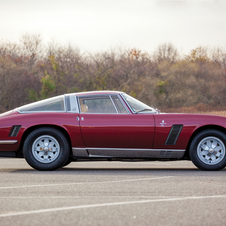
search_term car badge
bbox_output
[160,120,166,126]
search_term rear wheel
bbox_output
[189,129,226,170]
[23,127,70,171]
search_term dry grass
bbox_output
[162,103,226,117]
[198,110,226,117]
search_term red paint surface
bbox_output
[1,92,226,154]
[79,114,155,148]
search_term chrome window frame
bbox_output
[119,92,157,114]
[77,94,130,114]
[119,93,135,114]
[65,94,79,113]
[109,95,119,113]
[111,94,130,114]
[16,95,67,114]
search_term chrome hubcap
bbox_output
[32,135,60,163]
[197,136,225,165]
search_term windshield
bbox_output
[121,93,156,113]
[17,95,65,113]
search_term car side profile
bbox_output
[0,90,226,171]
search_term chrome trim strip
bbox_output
[66,94,79,113]
[17,110,66,114]
[119,93,135,114]
[76,112,129,115]
[89,155,113,158]
[63,94,66,111]
[109,95,119,114]
[65,95,71,112]
[117,94,130,114]
[87,148,185,152]
[72,148,89,157]
[87,148,185,159]
[0,140,18,144]
[77,96,82,113]
[72,147,185,159]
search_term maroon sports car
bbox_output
[0,91,226,171]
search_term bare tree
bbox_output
[19,33,43,68]
[153,43,179,63]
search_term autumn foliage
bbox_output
[0,34,226,113]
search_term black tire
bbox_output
[62,157,73,167]
[189,129,226,171]
[23,127,70,171]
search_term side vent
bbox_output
[9,125,21,137]
[165,125,183,145]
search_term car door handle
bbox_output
[77,116,84,121]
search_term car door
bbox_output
[78,94,155,157]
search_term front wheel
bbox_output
[189,129,226,170]
[23,127,70,171]
[62,157,73,167]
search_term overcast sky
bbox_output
[0,0,226,54]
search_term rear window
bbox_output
[17,96,65,112]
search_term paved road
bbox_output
[0,158,226,226]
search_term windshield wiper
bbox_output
[135,109,153,114]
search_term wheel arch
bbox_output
[185,125,226,159]
[19,125,72,155]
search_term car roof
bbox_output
[72,90,123,96]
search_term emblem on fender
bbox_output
[160,120,166,126]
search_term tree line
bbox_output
[0,34,226,113]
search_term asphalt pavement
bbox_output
[0,158,226,226]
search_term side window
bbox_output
[79,96,117,113]
[17,95,65,112]
[111,95,128,113]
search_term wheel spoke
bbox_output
[38,141,45,148]
[207,140,212,148]
[49,142,54,148]
[44,138,49,147]
[214,146,221,152]
[43,155,49,160]
[201,150,208,155]
[205,155,210,161]
[216,152,221,157]
[37,151,45,157]
[211,155,216,161]
[201,144,209,151]
[51,147,57,152]
[211,140,217,149]
[48,152,54,157]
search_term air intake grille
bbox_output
[165,125,183,145]
[159,150,172,158]
[9,125,21,137]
